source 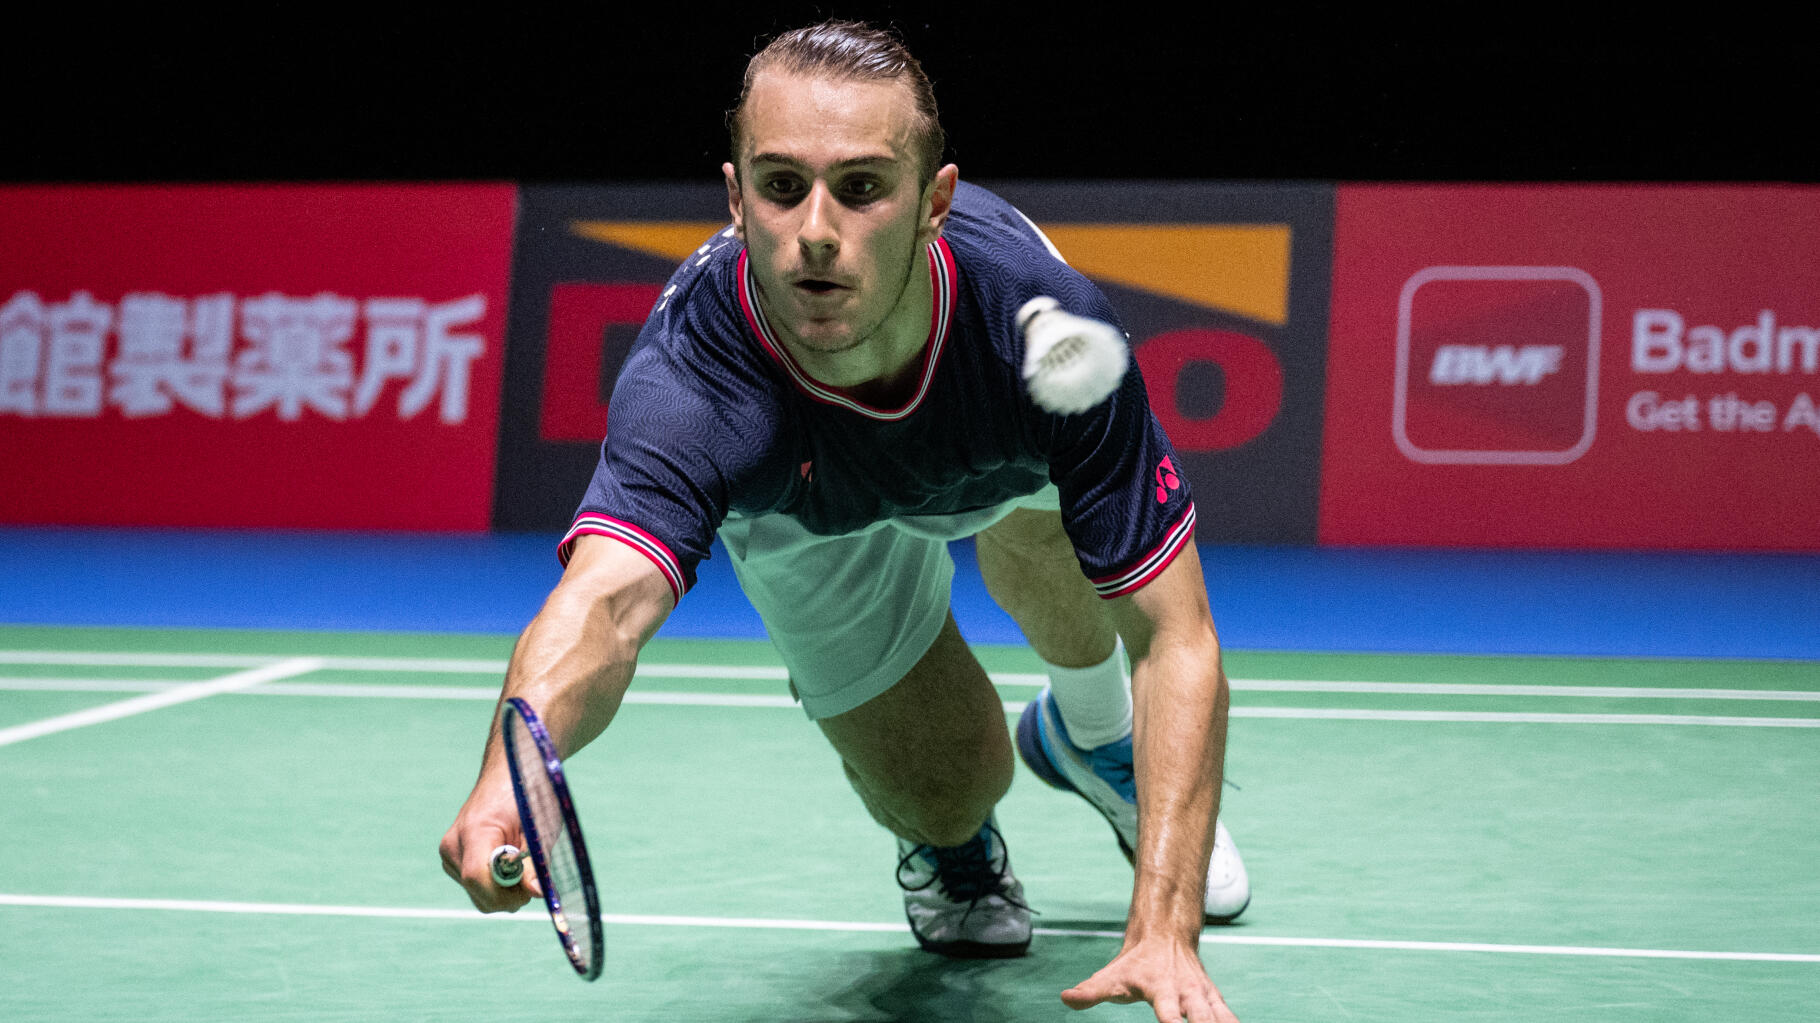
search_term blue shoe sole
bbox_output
[1015,696,1137,864]
[1014,697,1074,792]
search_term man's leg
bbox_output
[817,610,1029,957]
[974,508,1115,666]
[976,507,1131,747]
[975,506,1251,922]
[717,509,1035,956]
[815,611,1012,847]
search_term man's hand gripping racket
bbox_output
[440,697,604,981]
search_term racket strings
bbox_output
[508,718,597,967]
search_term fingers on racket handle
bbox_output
[489,844,525,887]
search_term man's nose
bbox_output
[797,181,839,260]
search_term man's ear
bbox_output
[724,162,745,241]
[919,164,959,244]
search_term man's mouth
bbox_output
[793,278,847,295]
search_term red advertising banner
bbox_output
[1322,185,1820,550]
[0,184,516,530]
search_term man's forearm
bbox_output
[1126,626,1228,942]
[474,536,676,779]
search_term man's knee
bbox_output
[844,757,1009,848]
[817,613,1015,846]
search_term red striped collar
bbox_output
[736,237,957,420]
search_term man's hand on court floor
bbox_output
[439,773,542,913]
[1061,936,1240,1023]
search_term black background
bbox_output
[5,5,1812,184]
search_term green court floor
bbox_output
[2,625,1817,1021]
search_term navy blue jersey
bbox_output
[561,182,1195,604]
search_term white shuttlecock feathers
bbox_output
[1017,296,1129,414]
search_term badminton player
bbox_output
[441,20,1247,1022]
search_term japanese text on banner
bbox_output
[0,290,487,423]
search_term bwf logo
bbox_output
[1394,267,1601,465]
[1428,345,1565,386]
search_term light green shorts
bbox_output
[716,485,1061,720]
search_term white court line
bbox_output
[229,677,1820,705]
[256,682,500,700]
[3,678,1818,725]
[1,893,1815,963]
[254,693,1820,727]
[0,658,323,748]
[1231,680,1820,702]
[258,684,798,706]
[0,651,280,668]
[2,652,1817,702]
[329,659,793,680]
[1233,708,1820,727]
[0,677,182,693]
[241,690,1820,726]
[6,674,1820,705]
[246,685,801,710]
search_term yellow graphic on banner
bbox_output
[569,222,730,261]
[570,221,1291,327]
[1038,226,1290,327]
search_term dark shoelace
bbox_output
[896,820,1031,913]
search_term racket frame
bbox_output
[501,696,604,981]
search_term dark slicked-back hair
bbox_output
[727,20,946,183]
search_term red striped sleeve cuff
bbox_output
[1090,503,1196,599]
[557,514,687,604]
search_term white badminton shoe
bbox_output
[895,817,1032,958]
[1015,686,1250,922]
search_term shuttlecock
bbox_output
[1018,296,1129,414]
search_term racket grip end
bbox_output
[488,844,525,887]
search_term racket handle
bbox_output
[489,844,525,887]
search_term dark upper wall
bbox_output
[3,6,1810,184]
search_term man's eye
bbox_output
[843,180,880,200]
[764,179,804,200]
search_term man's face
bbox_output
[726,70,939,356]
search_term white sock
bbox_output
[1043,637,1132,750]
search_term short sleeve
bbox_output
[558,344,738,603]
[1040,306,1196,599]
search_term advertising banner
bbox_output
[0,184,517,530]
[1323,185,1820,549]
[493,184,730,531]
[496,182,1333,542]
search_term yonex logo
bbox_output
[1155,457,1180,504]
[1427,345,1565,386]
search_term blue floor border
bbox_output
[2,527,1816,661]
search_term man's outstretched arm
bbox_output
[1064,543,1240,1023]
[438,534,675,913]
